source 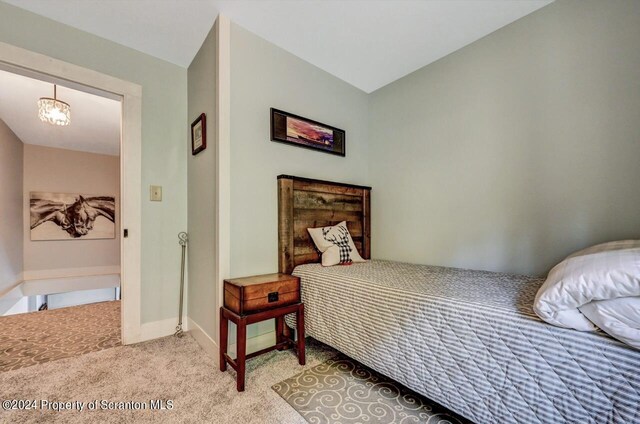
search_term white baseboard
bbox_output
[187,317,219,362]
[0,276,24,300]
[22,274,120,297]
[139,316,187,343]
[185,318,277,366]
[228,331,276,358]
[23,266,120,280]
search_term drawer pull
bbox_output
[268,292,279,303]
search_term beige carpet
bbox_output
[0,301,121,372]
[0,334,336,424]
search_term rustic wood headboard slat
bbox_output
[278,175,371,274]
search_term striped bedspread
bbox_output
[290,260,640,424]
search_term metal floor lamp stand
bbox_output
[175,232,188,337]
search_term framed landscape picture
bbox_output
[270,108,345,156]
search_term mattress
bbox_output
[289,260,640,424]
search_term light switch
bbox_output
[150,185,162,201]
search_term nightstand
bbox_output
[219,273,305,392]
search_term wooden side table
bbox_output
[219,273,305,392]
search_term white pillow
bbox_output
[307,221,365,266]
[567,239,640,259]
[579,297,640,349]
[534,240,640,331]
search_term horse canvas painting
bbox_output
[30,192,116,240]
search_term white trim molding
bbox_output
[186,319,277,366]
[22,266,120,281]
[0,275,24,301]
[187,317,219,361]
[227,331,276,359]
[0,274,25,302]
[119,82,142,345]
[140,316,187,343]
[0,41,142,345]
[21,274,120,297]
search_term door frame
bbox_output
[0,41,143,344]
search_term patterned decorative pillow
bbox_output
[307,221,365,266]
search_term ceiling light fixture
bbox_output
[38,84,70,126]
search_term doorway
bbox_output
[0,41,142,348]
[0,67,122,370]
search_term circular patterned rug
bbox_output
[273,354,472,424]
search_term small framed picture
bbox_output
[191,113,206,155]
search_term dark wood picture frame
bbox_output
[191,113,206,155]
[270,108,345,157]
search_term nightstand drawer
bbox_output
[224,273,300,315]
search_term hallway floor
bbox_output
[0,300,120,372]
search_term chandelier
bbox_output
[38,84,70,126]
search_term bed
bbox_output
[278,175,640,424]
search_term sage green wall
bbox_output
[229,23,369,338]
[369,0,640,276]
[187,21,218,339]
[0,2,188,323]
[229,22,370,277]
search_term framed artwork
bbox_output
[270,108,345,156]
[30,192,116,240]
[191,113,206,155]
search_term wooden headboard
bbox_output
[278,175,371,274]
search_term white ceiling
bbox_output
[0,69,121,156]
[3,0,553,93]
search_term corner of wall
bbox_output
[187,317,219,362]
[215,13,232,338]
